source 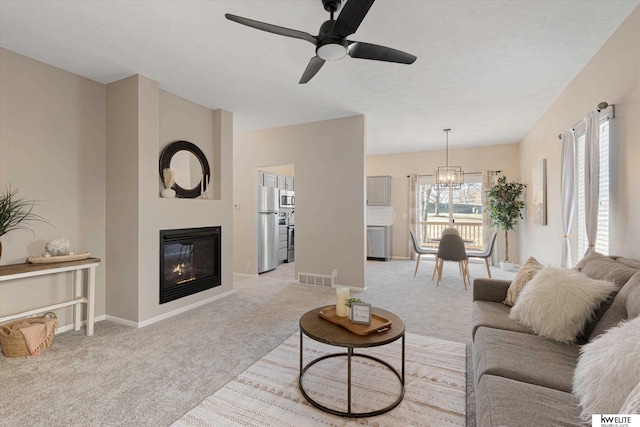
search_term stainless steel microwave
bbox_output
[280,190,295,208]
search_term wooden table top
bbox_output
[299,305,405,348]
[0,257,101,277]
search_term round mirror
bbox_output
[159,141,210,198]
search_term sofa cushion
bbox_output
[472,278,511,303]
[473,326,579,392]
[472,300,533,341]
[509,267,616,343]
[503,256,543,306]
[476,375,583,427]
[590,272,640,340]
[574,252,639,341]
[613,256,640,271]
[573,316,640,420]
[575,252,638,286]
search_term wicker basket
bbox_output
[0,312,57,358]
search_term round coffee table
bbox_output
[298,305,405,418]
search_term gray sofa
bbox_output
[472,253,640,426]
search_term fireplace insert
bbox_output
[160,226,221,304]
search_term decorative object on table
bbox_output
[27,251,91,264]
[532,159,547,225]
[345,297,365,307]
[159,140,210,199]
[434,128,464,189]
[0,312,58,358]
[485,175,526,271]
[161,168,176,198]
[0,185,51,261]
[335,287,350,317]
[349,302,372,325]
[319,306,391,335]
[45,237,70,256]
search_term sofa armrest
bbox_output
[473,278,512,302]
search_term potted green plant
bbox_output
[0,186,50,260]
[485,176,526,271]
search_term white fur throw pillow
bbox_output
[509,267,616,343]
[620,381,640,414]
[573,317,640,419]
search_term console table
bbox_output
[0,257,100,336]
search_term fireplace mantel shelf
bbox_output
[0,257,101,336]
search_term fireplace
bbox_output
[160,226,221,304]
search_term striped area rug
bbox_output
[172,332,466,427]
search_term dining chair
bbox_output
[435,232,470,289]
[466,231,498,278]
[409,229,438,278]
[441,227,460,236]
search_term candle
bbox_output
[336,287,350,317]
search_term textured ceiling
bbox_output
[0,0,637,155]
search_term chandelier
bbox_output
[434,128,464,189]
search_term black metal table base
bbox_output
[299,332,405,418]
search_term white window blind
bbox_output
[574,119,610,261]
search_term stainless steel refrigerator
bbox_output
[257,186,279,273]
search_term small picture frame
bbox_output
[350,303,372,325]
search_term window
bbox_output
[416,176,484,248]
[573,118,610,262]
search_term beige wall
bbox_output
[0,48,234,330]
[233,116,366,288]
[518,6,640,266]
[106,76,234,324]
[367,144,520,262]
[0,48,107,326]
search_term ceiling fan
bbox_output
[225,0,417,84]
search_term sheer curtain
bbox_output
[560,129,576,268]
[583,110,600,256]
[407,174,418,260]
[481,170,495,260]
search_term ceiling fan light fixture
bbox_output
[317,42,347,61]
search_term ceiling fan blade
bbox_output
[299,56,326,84]
[348,41,417,64]
[332,0,375,38]
[225,13,317,45]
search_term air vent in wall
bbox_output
[298,270,336,287]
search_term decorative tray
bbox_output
[319,306,392,336]
[27,252,91,264]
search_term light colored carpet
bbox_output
[172,332,466,427]
[0,258,515,426]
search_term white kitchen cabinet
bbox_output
[263,172,278,188]
[278,225,288,263]
[367,225,393,260]
[277,175,294,190]
[277,175,287,190]
[367,176,392,206]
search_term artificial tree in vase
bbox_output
[485,176,526,271]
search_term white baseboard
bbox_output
[392,256,410,260]
[55,315,107,334]
[53,290,237,332]
[105,289,236,329]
